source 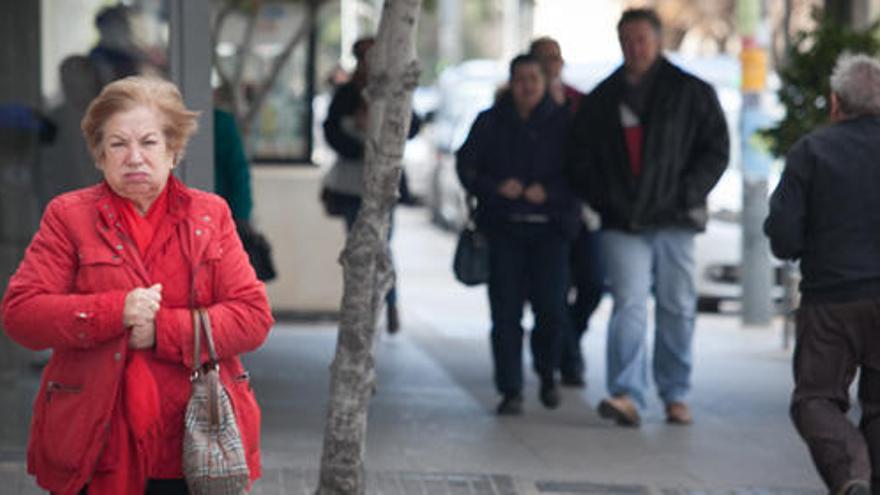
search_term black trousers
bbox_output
[791,297,880,493]
[75,479,189,495]
[486,222,569,395]
[560,223,604,379]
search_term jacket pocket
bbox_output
[75,247,125,293]
[38,380,91,471]
[193,242,223,305]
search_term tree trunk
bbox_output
[315,0,422,494]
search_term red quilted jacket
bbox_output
[1,177,274,494]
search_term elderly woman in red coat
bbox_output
[1,76,274,495]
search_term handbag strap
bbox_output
[191,309,202,374]
[189,255,222,427]
[191,309,222,428]
[191,309,219,373]
[198,309,219,364]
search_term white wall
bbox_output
[251,165,345,313]
[532,0,623,64]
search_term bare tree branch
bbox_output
[232,0,263,116]
[241,0,326,135]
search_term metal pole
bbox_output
[438,0,462,67]
[738,0,774,325]
[305,0,318,162]
[169,0,214,191]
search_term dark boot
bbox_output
[387,304,400,334]
[496,393,524,416]
[539,377,561,409]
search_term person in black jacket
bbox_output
[530,37,604,389]
[567,8,729,427]
[457,54,578,416]
[765,54,880,495]
[322,36,421,334]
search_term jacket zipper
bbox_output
[45,381,82,402]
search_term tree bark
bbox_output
[316,1,422,494]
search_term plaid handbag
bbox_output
[183,309,250,494]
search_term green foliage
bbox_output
[763,10,880,157]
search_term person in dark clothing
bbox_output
[567,8,729,427]
[764,54,880,495]
[457,54,578,416]
[89,5,146,86]
[529,37,604,388]
[213,107,253,222]
[322,36,421,334]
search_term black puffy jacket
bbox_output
[567,58,729,232]
[456,94,579,237]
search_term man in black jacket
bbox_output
[765,54,880,495]
[567,8,729,427]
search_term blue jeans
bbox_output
[601,228,696,409]
[486,222,570,396]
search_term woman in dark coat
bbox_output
[456,54,578,415]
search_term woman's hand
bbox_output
[524,183,547,204]
[124,284,162,349]
[498,179,524,199]
[123,283,162,329]
[129,322,156,349]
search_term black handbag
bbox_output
[452,196,489,286]
[236,221,277,282]
[320,187,362,218]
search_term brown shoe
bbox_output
[665,401,693,425]
[598,395,641,427]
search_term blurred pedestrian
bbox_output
[89,5,146,85]
[1,76,273,494]
[213,87,254,224]
[529,36,604,388]
[322,36,421,334]
[567,8,729,427]
[36,55,104,213]
[457,54,578,415]
[765,53,880,495]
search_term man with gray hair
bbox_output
[765,53,880,495]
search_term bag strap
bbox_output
[191,309,222,427]
[191,309,202,373]
[190,309,219,372]
[198,309,219,364]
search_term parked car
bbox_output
[426,59,507,229]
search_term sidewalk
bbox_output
[1,207,825,494]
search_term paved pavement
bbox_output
[0,208,826,494]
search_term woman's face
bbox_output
[97,105,175,208]
[510,62,546,112]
